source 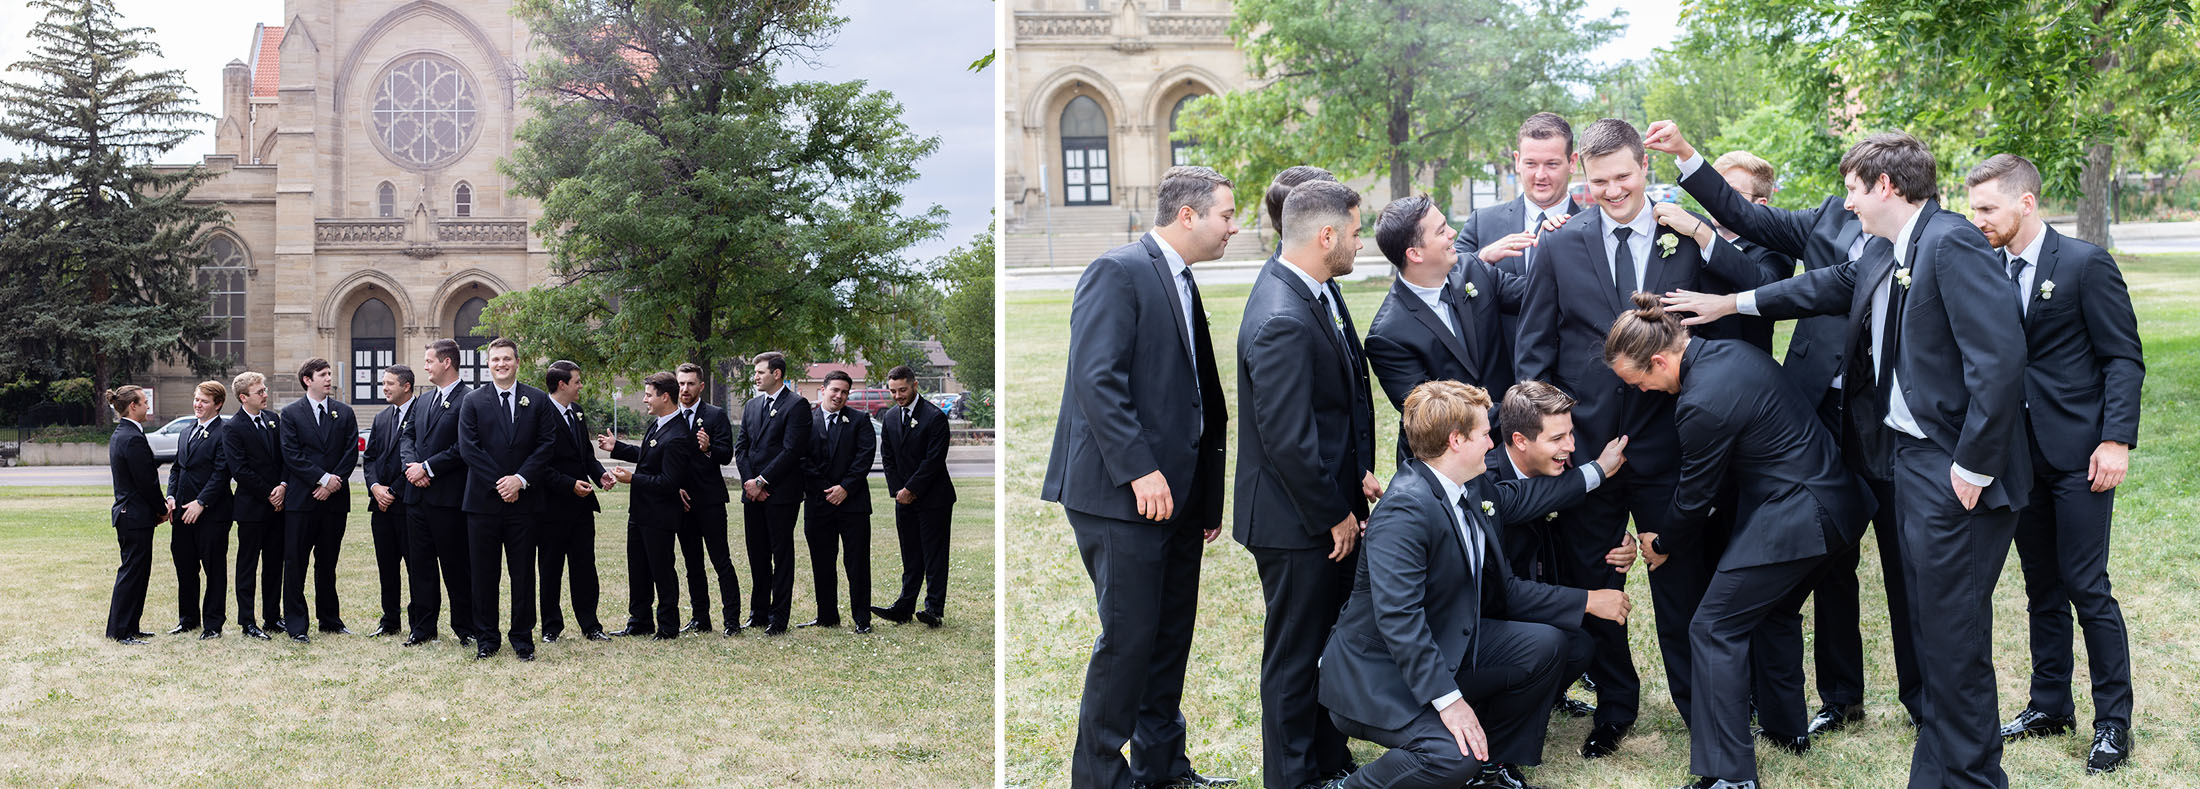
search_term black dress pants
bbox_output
[1550,471,1699,727]
[170,516,229,630]
[1808,388,1921,718]
[681,500,739,625]
[233,517,282,630]
[1893,435,2019,789]
[406,502,476,640]
[105,526,155,638]
[1334,619,1571,788]
[638,523,682,635]
[369,500,407,631]
[885,502,953,617]
[467,510,537,650]
[802,506,871,626]
[1248,544,1356,789]
[1067,510,1204,788]
[2013,441,2132,729]
[539,511,602,636]
[282,508,346,637]
[743,499,798,627]
[1688,556,1824,783]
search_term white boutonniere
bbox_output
[649,438,658,447]
[1331,311,1344,331]
[905,412,918,429]
[1545,511,1558,522]
[518,396,530,408]
[2038,280,2055,300]
[1657,233,1679,259]
[197,428,209,439]
[1464,282,1480,299]
[1895,267,1912,289]
[443,398,452,409]
[769,405,778,418]
[1480,500,1495,516]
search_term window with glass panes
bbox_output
[453,297,490,386]
[197,235,248,364]
[350,298,397,404]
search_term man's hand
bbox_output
[1540,213,1574,233]
[595,431,617,453]
[1641,120,1697,160]
[1476,232,1540,264]
[572,480,594,497]
[1596,436,1629,478]
[311,479,333,501]
[1951,468,1982,511]
[405,462,429,486]
[599,471,617,490]
[742,479,763,501]
[1604,535,1637,572]
[2089,441,2130,493]
[1328,514,1360,561]
[1204,526,1222,544]
[1637,531,1667,571]
[1652,202,1714,249]
[896,489,916,506]
[678,489,692,510]
[695,427,709,453]
[166,496,176,514]
[1131,470,1174,522]
[1661,290,1740,326]
[496,475,523,503]
[370,483,395,511]
[611,466,634,484]
[1437,698,1490,762]
[181,500,204,525]
[158,500,171,525]
[1586,589,1631,624]
[825,485,847,506]
[1361,471,1384,503]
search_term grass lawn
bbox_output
[1004,253,2200,787]
[0,476,994,787]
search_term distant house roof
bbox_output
[249,24,284,98]
[803,362,866,381]
[914,339,956,369]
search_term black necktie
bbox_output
[1525,212,1547,272]
[500,391,512,424]
[1455,493,1483,578]
[317,402,329,426]
[1438,283,1465,338]
[1878,266,1907,398]
[1177,267,1200,359]
[1316,290,1341,337]
[2008,255,2030,307]
[1612,226,1637,302]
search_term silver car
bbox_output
[145,416,197,465]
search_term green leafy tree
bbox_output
[1176,0,1620,205]
[0,0,227,422]
[936,223,993,392]
[490,0,951,397]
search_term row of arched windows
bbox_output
[376,181,475,218]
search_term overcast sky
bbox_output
[0,0,992,263]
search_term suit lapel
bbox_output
[2028,227,2064,327]
[1396,277,1475,372]
[1641,227,1673,296]
[1576,211,1627,316]
[1271,260,1353,380]
[1835,219,1862,261]
[1144,236,1199,370]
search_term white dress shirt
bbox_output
[2005,226,2045,318]
[1427,467,1483,712]
[1149,230,1200,352]
[421,380,462,479]
[302,393,341,487]
[1598,204,1713,294]
[490,382,528,488]
[1398,275,1457,338]
[1279,256,1344,335]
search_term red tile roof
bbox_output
[250,25,283,98]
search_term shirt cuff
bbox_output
[319,473,339,487]
[1951,462,1994,488]
[1431,690,1463,712]
[1580,462,1604,492]
[516,475,529,489]
[1678,151,1705,180]
[1736,289,1761,316]
[423,463,435,479]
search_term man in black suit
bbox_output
[105,385,166,644]
[397,338,477,646]
[278,357,358,643]
[1041,164,1238,789]
[673,361,741,634]
[875,364,956,627]
[361,366,415,638]
[1666,132,2030,788]
[1366,194,1522,466]
[603,372,696,639]
[1319,380,1631,789]
[223,372,287,641]
[539,360,615,643]
[1645,120,1915,735]
[1516,118,1773,757]
[1966,155,2144,773]
[1607,307,1873,789]
[455,337,560,661]
[1452,112,1586,347]
[1235,179,1379,789]
[166,380,233,640]
[801,371,877,634]
[734,352,810,634]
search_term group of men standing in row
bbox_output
[1047,111,2141,789]
[105,341,960,663]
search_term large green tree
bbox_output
[936,223,993,392]
[490,0,950,396]
[0,0,227,421]
[1176,0,1620,207]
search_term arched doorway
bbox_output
[1059,95,1110,206]
[453,296,491,386]
[1169,94,1204,166]
[350,298,397,404]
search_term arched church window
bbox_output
[197,234,248,365]
[453,296,491,386]
[1169,94,1204,166]
[453,182,472,217]
[1060,96,1110,206]
[377,181,396,218]
[369,56,480,170]
[350,297,397,404]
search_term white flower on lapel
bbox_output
[443,398,452,409]
[1480,500,1495,516]
[1895,267,1912,289]
[1464,282,1480,299]
[518,396,531,408]
[197,427,209,439]
[649,438,658,447]
[905,411,917,429]
[1657,233,1680,259]
[1544,511,1558,522]
[1331,311,1344,331]
[574,411,585,422]
[769,404,778,418]
[2039,280,2055,300]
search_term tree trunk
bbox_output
[2077,141,2114,248]
[1388,99,1412,202]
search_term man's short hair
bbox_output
[544,360,580,391]
[643,371,678,398]
[1402,380,1493,461]
[1280,180,1361,247]
[1374,194,1437,267]
[1266,165,1337,231]
[1155,165,1234,227]
[297,357,330,386]
[822,370,854,390]
[1712,150,1777,201]
[885,364,916,383]
[1499,381,1575,443]
[1577,118,1644,164]
[752,352,786,374]
[383,364,414,388]
[1839,131,1938,202]
[1964,153,2042,202]
[426,338,460,367]
[485,337,518,358]
[675,362,704,378]
[194,380,228,407]
[231,371,266,398]
[1517,112,1575,156]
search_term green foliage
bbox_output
[937,223,994,391]
[1705,100,1849,210]
[961,387,993,430]
[492,0,950,390]
[1175,0,1621,206]
[46,377,94,407]
[0,0,229,415]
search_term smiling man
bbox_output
[277,357,359,643]
[1451,113,1586,352]
[455,337,562,662]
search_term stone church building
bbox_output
[147,0,544,414]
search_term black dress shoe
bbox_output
[608,626,653,637]
[366,625,394,638]
[2086,722,2130,773]
[853,624,873,634]
[112,636,149,645]
[242,625,270,640]
[1581,722,1629,758]
[650,632,677,641]
[722,624,741,637]
[871,605,912,624]
[458,634,476,647]
[541,632,561,643]
[288,633,310,644]
[796,618,839,629]
[133,631,154,639]
[514,649,536,662]
[1754,728,1809,755]
[764,623,788,636]
[199,629,222,640]
[916,611,942,628]
[475,643,498,659]
[1806,702,1864,736]
[1999,707,2077,740]
[585,630,613,642]
[1577,673,1598,694]
[679,619,703,634]
[1466,763,1543,789]
[167,623,197,635]
[318,625,352,635]
[402,633,433,646]
[1144,771,1237,788]
[1674,778,1757,789]
[1552,697,1595,718]
[743,615,767,630]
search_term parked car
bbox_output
[925,392,964,420]
[846,387,896,418]
[146,416,196,465]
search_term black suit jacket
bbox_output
[2017,227,2145,472]
[1233,257,1377,550]
[882,396,955,509]
[805,406,875,514]
[167,415,233,525]
[110,420,163,531]
[221,409,284,522]
[1661,338,1874,570]
[610,415,695,530]
[1365,264,1522,464]
[1041,235,1229,528]
[1481,447,1595,527]
[736,388,810,504]
[1455,195,1583,350]
[454,383,561,515]
[398,383,470,508]
[1708,237,1794,354]
[541,403,609,514]
[1678,164,1870,396]
[1752,202,2032,508]
[362,403,410,509]
[680,401,735,506]
[278,397,358,513]
[1318,461,1587,730]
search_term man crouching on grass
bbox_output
[1318,380,1632,789]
